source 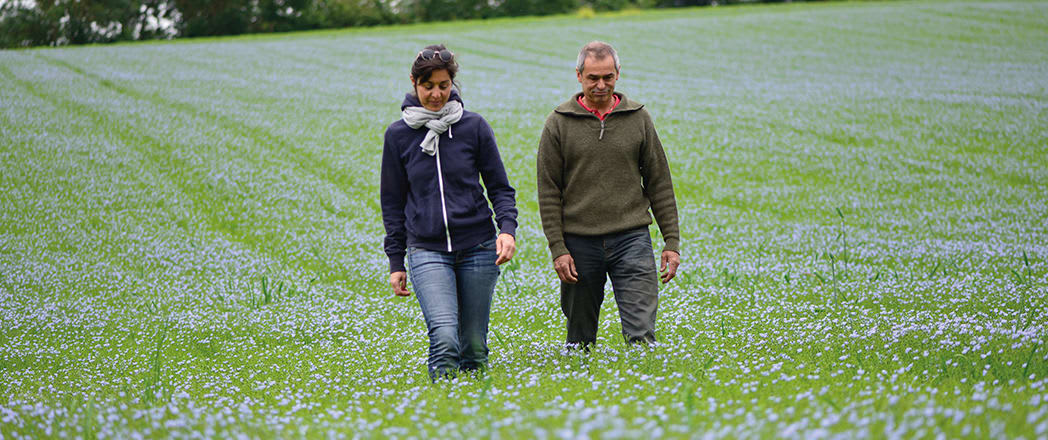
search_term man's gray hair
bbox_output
[576,41,620,73]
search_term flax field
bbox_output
[1,0,1047,438]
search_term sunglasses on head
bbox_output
[417,49,454,63]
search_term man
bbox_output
[537,41,681,347]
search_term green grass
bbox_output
[1,0,1047,437]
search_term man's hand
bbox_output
[495,233,516,266]
[660,250,680,284]
[390,271,411,296]
[554,254,579,284]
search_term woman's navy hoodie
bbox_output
[381,91,518,273]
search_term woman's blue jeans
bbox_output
[407,237,499,379]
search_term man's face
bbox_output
[577,55,618,107]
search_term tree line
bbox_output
[0,0,784,48]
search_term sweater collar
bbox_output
[555,92,642,117]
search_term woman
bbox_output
[380,44,518,379]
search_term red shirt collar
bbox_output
[577,94,620,121]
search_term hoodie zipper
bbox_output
[434,139,452,252]
[599,119,605,140]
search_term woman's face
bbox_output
[412,69,452,112]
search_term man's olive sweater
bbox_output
[537,92,680,260]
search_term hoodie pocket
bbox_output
[407,193,444,240]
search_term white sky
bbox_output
[1,1,41,8]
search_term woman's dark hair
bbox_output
[412,44,459,89]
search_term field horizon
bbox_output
[2,0,1047,438]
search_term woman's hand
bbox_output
[390,271,411,296]
[495,233,516,266]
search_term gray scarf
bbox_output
[401,100,463,156]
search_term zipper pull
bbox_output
[599,119,605,140]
